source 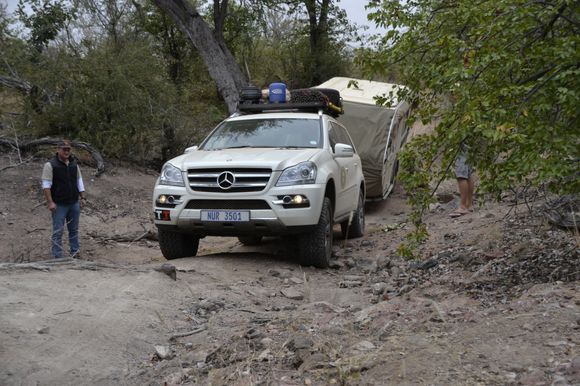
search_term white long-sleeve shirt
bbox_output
[41,162,85,192]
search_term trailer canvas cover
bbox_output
[316,77,410,199]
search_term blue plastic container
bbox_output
[268,82,287,103]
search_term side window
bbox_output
[328,124,339,151]
[332,122,355,151]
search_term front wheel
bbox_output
[341,189,365,239]
[158,228,199,260]
[298,197,333,268]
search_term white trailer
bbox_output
[316,77,411,200]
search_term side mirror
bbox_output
[334,143,354,158]
[184,145,198,153]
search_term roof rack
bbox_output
[237,85,344,118]
[238,101,342,116]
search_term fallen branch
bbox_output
[542,194,580,229]
[0,75,52,113]
[132,230,153,243]
[25,227,47,234]
[53,309,73,315]
[169,325,207,341]
[0,262,53,271]
[0,162,24,172]
[0,137,105,176]
[87,229,157,243]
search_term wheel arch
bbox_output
[324,179,336,212]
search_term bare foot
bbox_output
[449,208,470,218]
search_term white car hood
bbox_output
[170,148,321,171]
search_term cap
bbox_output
[57,139,72,149]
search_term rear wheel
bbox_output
[341,189,365,239]
[238,236,262,246]
[298,197,333,268]
[158,228,199,260]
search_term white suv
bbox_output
[152,92,365,268]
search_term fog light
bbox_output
[274,194,309,207]
[293,195,304,204]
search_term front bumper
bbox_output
[152,184,325,237]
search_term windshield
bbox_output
[200,118,322,150]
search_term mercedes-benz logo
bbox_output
[217,171,235,190]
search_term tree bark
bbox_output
[152,0,247,114]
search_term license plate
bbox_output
[201,210,250,222]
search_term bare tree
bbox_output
[152,0,247,114]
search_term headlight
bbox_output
[159,163,185,186]
[276,161,317,186]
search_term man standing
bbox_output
[42,139,87,258]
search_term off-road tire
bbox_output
[298,197,333,268]
[341,189,365,239]
[158,228,199,260]
[238,236,262,246]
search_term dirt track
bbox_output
[0,156,578,385]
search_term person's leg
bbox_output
[457,178,471,211]
[467,175,475,210]
[51,204,67,258]
[67,201,81,257]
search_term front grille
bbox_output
[185,200,271,210]
[187,168,272,193]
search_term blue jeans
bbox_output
[51,202,80,258]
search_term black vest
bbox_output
[50,155,80,204]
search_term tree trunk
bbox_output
[304,0,330,85]
[152,0,247,114]
[0,75,51,113]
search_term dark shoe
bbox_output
[70,251,81,259]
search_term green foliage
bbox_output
[1,0,362,166]
[133,2,195,87]
[243,0,358,87]
[362,0,579,258]
[2,0,225,164]
[16,0,75,52]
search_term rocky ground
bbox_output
[0,152,578,386]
